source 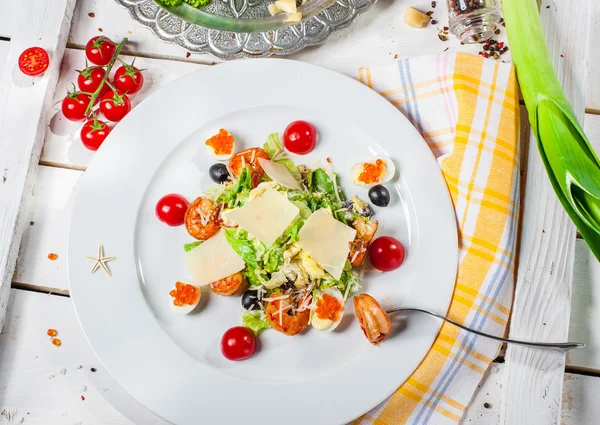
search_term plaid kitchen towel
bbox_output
[354,53,519,424]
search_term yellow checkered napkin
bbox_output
[354,53,519,424]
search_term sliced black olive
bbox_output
[368,185,390,207]
[209,163,229,184]
[241,290,260,310]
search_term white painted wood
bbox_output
[0,288,165,425]
[561,373,600,425]
[501,1,590,424]
[585,0,600,112]
[41,48,205,169]
[0,0,76,334]
[0,1,16,38]
[567,239,600,371]
[0,41,10,73]
[583,112,600,153]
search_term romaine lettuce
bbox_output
[264,133,302,181]
[242,311,270,334]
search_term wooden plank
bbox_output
[0,2,15,39]
[500,1,590,424]
[561,373,600,425]
[585,0,600,112]
[0,288,165,424]
[583,112,600,153]
[0,0,76,334]
[0,41,10,73]
[40,48,205,169]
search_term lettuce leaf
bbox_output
[242,311,271,334]
[183,241,203,252]
[264,133,302,181]
[224,228,258,268]
[219,167,252,205]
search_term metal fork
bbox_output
[386,307,584,352]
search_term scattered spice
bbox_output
[483,402,491,409]
[438,34,448,42]
[47,253,58,260]
[326,157,332,163]
[477,39,509,60]
[560,54,564,58]
[29,221,34,225]
[431,1,436,7]
[546,5,549,8]
[431,19,438,25]
[98,28,103,32]
[426,11,433,16]
[444,47,449,52]
[443,26,449,31]
[90,367,97,372]
[47,328,57,337]
[495,28,501,34]
[88,12,95,18]
[393,54,398,59]
[51,338,61,346]
[186,52,191,58]
[81,395,85,401]
[449,0,484,16]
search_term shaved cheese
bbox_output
[258,158,302,190]
[223,188,299,245]
[275,0,296,13]
[184,230,246,286]
[296,209,356,279]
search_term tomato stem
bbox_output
[85,37,128,115]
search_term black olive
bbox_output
[368,185,390,207]
[241,290,260,310]
[209,163,229,184]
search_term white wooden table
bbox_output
[1,1,600,424]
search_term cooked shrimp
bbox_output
[266,297,310,336]
[349,219,378,266]
[229,148,270,188]
[184,196,221,240]
[210,272,248,296]
[353,294,392,345]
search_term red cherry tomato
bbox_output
[85,36,116,66]
[155,194,189,226]
[80,119,111,151]
[18,47,50,76]
[369,236,405,271]
[99,89,131,122]
[61,92,92,122]
[283,120,317,155]
[77,66,107,94]
[113,63,144,94]
[221,326,256,361]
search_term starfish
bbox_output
[87,245,116,276]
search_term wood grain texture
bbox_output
[0,0,76,334]
[585,0,600,112]
[500,1,590,424]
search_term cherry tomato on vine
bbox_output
[80,118,111,151]
[18,47,50,76]
[369,236,405,272]
[61,91,92,122]
[99,89,131,122]
[85,36,116,66]
[283,120,317,155]
[77,66,107,94]
[221,326,256,361]
[155,194,189,226]
[113,60,144,94]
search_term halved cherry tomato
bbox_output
[221,326,256,361]
[99,89,131,122]
[61,91,92,122]
[18,47,50,76]
[80,118,111,151]
[156,194,189,227]
[369,236,405,271]
[283,120,317,155]
[113,60,144,94]
[229,147,270,187]
[85,36,116,66]
[77,66,107,94]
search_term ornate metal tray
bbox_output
[115,0,377,59]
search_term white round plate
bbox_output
[68,59,457,425]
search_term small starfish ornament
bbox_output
[87,245,116,276]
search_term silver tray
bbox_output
[115,0,377,59]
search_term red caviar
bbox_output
[51,338,62,346]
[47,329,57,337]
[47,253,58,260]
[358,159,386,184]
[315,294,342,321]
[169,281,200,306]
[205,129,234,155]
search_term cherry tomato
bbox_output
[113,62,144,94]
[18,47,50,76]
[85,36,116,66]
[99,89,131,122]
[283,120,317,155]
[77,66,107,94]
[61,92,92,122]
[221,326,256,361]
[80,119,111,151]
[155,194,189,226]
[369,236,405,272]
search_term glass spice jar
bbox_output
[446,0,502,43]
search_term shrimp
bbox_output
[229,148,270,188]
[210,272,248,296]
[353,294,392,345]
[349,219,378,266]
[266,297,310,336]
[184,196,221,240]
